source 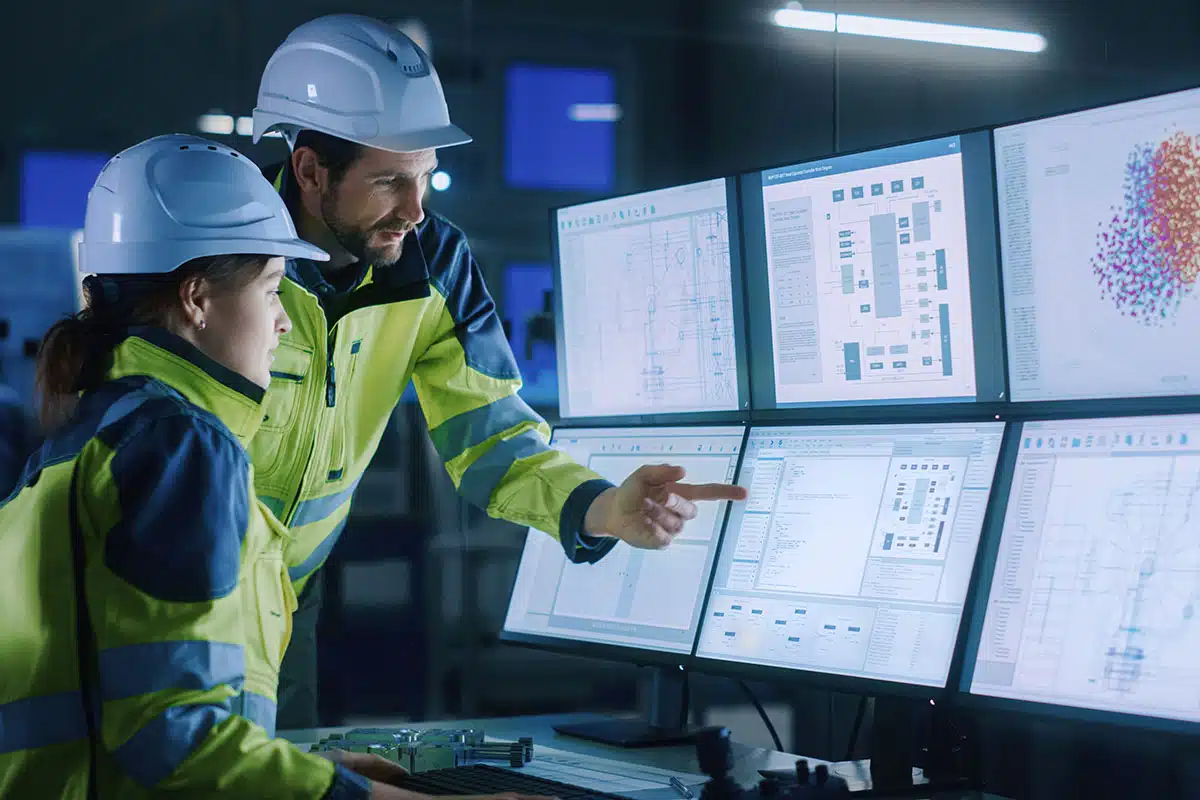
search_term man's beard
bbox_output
[319,190,408,268]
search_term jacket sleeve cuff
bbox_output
[323,764,371,800]
[559,478,619,564]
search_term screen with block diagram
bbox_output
[502,425,745,655]
[964,415,1200,726]
[552,179,749,419]
[996,87,1200,402]
[695,422,1004,688]
[740,133,1006,409]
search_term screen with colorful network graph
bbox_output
[996,86,1200,403]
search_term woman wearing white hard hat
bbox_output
[0,133,542,800]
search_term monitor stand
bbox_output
[553,666,695,748]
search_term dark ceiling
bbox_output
[2,0,1199,228]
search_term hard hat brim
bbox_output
[367,123,473,154]
[253,112,472,154]
[82,236,330,275]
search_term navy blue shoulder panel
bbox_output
[0,375,250,603]
[419,213,521,381]
[2,377,162,506]
[103,405,250,604]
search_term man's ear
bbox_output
[292,147,326,195]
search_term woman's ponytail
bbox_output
[35,277,128,430]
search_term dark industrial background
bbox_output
[3,2,1199,797]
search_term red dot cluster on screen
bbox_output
[1091,129,1200,325]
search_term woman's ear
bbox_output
[177,276,212,332]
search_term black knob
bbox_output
[696,727,735,778]
[815,764,828,786]
[795,759,809,783]
[758,777,780,798]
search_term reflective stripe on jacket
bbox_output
[252,162,617,591]
[0,328,367,799]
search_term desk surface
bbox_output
[282,713,1005,800]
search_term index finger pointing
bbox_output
[673,482,748,502]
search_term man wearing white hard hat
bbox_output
[250,14,747,728]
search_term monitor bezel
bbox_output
[736,127,1010,415]
[498,421,750,669]
[688,418,1012,699]
[956,410,1200,736]
[548,176,753,425]
[992,83,1200,407]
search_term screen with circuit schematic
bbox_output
[502,425,745,654]
[739,132,1006,409]
[552,179,749,418]
[695,422,1004,688]
[965,415,1200,725]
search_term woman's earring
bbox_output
[198,319,207,331]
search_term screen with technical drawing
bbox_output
[503,425,745,654]
[965,415,1200,725]
[695,422,1004,688]
[740,132,1006,409]
[552,179,749,418]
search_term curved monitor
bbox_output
[695,421,1005,693]
[962,414,1200,731]
[740,132,1006,411]
[551,179,750,420]
[997,87,1200,402]
[502,424,745,664]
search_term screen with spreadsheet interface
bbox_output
[965,415,1200,725]
[503,425,745,654]
[696,422,1004,688]
[552,179,748,418]
[739,132,1006,409]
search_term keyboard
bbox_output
[396,763,631,799]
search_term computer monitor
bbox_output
[502,262,559,409]
[739,132,1006,411]
[693,421,1006,694]
[551,179,750,420]
[962,414,1200,731]
[502,424,745,746]
[996,87,1200,402]
[503,424,745,655]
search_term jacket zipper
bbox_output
[326,336,337,407]
[284,314,337,525]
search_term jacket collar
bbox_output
[106,327,265,444]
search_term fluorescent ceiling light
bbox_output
[567,103,623,123]
[837,13,1046,52]
[773,7,836,32]
[773,4,1046,53]
[235,116,254,136]
[197,113,235,135]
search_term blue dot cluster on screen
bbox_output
[503,263,559,407]
[21,151,110,228]
[505,65,616,192]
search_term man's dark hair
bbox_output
[294,129,363,185]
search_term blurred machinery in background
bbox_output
[0,227,82,414]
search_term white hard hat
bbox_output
[252,14,472,153]
[81,134,328,276]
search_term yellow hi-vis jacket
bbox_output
[0,328,369,799]
[253,163,617,593]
